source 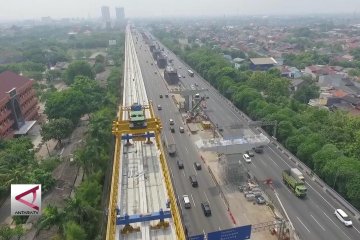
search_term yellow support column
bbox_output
[155,133,186,240]
[106,133,121,240]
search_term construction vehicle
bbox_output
[186,96,207,123]
[163,135,176,156]
[282,169,307,198]
[290,168,305,182]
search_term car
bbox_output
[159,94,163,98]
[179,126,185,133]
[165,94,169,98]
[157,105,162,110]
[194,162,202,170]
[183,195,191,209]
[169,119,174,125]
[177,160,184,169]
[245,150,255,157]
[183,75,186,78]
[243,153,251,163]
[201,202,211,216]
[154,71,157,74]
[253,146,264,153]
[189,175,198,187]
[179,66,182,69]
[170,126,175,133]
[334,209,352,227]
[255,196,266,204]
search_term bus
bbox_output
[188,69,194,77]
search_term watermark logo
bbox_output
[11,184,41,215]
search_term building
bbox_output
[101,6,110,22]
[115,7,125,21]
[249,57,277,71]
[0,71,38,139]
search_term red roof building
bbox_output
[0,71,39,139]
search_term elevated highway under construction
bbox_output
[105,26,184,240]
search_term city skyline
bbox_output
[0,0,360,21]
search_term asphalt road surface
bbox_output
[146,33,360,240]
[132,32,234,237]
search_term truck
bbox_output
[282,169,307,198]
[163,135,176,156]
[290,168,305,182]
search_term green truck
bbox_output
[282,168,307,198]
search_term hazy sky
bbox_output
[1,0,360,20]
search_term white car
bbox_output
[169,119,175,125]
[334,209,352,226]
[183,195,191,209]
[243,154,251,163]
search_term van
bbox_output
[334,209,352,226]
[183,195,191,209]
[189,175,198,187]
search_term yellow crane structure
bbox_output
[106,102,186,240]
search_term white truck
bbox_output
[163,135,176,156]
[290,168,305,182]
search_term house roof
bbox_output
[0,71,31,101]
[250,57,277,65]
[342,95,360,105]
[332,89,348,98]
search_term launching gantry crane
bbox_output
[106,101,186,240]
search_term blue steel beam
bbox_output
[121,132,155,140]
[117,209,172,225]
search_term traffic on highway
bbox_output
[131,29,360,240]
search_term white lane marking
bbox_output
[218,227,221,230]
[184,145,189,153]
[266,146,292,168]
[306,183,335,209]
[193,165,198,175]
[182,171,186,177]
[204,192,210,204]
[274,191,294,229]
[267,155,281,169]
[323,211,352,240]
[203,229,206,236]
[178,195,182,211]
[169,165,174,179]
[310,214,326,231]
[296,216,311,232]
[191,194,196,207]
[353,226,360,235]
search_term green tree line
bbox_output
[155,31,360,209]
[36,36,124,239]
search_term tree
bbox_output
[37,205,64,230]
[65,61,94,85]
[93,63,105,73]
[41,118,73,145]
[94,54,105,64]
[64,221,87,240]
[45,69,62,82]
[45,90,87,123]
[0,223,24,240]
[312,144,342,173]
[294,83,319,103]
[26,168,55,192]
